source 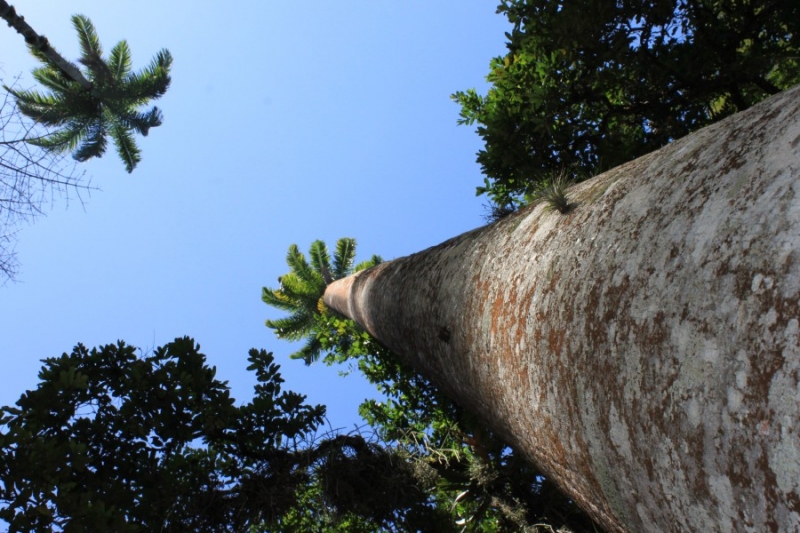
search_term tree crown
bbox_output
[5,14,172,173]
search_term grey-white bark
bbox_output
[325,86,800,532]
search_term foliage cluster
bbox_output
[0,337,328,532]
[0,334,482,532]
[262,238,382,364]
[4,15,172,173]
[453,0,800,209]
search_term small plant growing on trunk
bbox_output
[534,172,575,214]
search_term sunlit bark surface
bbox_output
[326,86,800,532]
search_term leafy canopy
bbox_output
[453,0,800,209]
[0,334,468,533]
[0,337,325,532]
[5,15,172,173]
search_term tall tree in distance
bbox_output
[0,6,172,281]
[1,5,172,172]
[453,0,800,210]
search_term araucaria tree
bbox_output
[264,239,601,531]
[1,6,172,172]
[262,238,382,364]
[0,6,172,280]
[324,88,800,532]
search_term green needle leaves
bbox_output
[5,15,172,173]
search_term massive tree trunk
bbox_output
[325,86,800,532]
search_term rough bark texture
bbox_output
[0,1,92,90]
[325,86,800,532]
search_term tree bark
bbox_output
[0,1,92,90]
[325,85,800,532]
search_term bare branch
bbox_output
[0,76,96,283]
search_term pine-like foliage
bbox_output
[262,238,382,364]
[5,15,172,172]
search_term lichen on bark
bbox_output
[325,86,800,533]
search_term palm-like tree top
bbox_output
[263,238,382,364]
[5,15,172,173]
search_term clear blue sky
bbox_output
[0,1,510,431]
